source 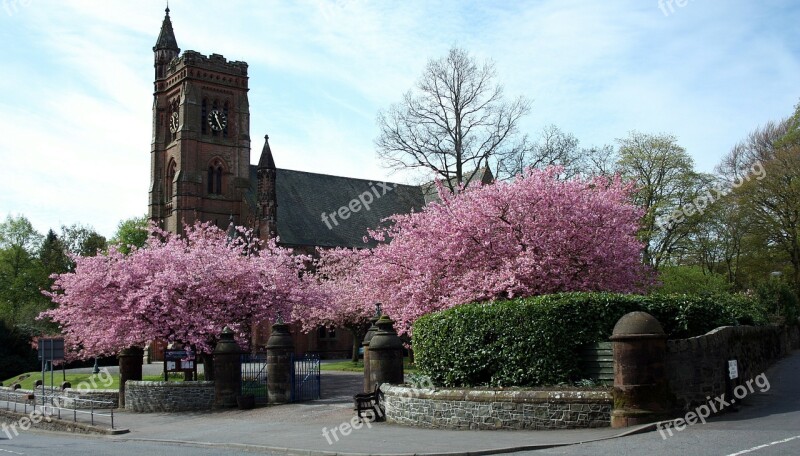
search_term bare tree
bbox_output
[376,47,531,192]
[496,125,584,180]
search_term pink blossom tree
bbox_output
[293,247,376,361]
[41,222,320,364]
[358,167,651,333]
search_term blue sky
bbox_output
[1,0,799,238]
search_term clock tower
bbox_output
[148,7,252,233]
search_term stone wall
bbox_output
[62,389,119,409]
[666,323,800,411]
[383,385,611,430]
[125,381,214,413]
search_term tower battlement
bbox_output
[169,50,248,77]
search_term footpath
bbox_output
[104,371,655,456]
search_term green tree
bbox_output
[60,223,107,258]
[109,215,149,254]
[655,265,731,295]
[0,215,47,326]
[40,229,70,276]
[616,131,710,269]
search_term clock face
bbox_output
[169,111,179,133]
[207,109,228,131]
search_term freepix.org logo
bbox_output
[658,0,696,17]
[321,181,398,230]
[3,0,32,17]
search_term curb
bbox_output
[110,423,658,456]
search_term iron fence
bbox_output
[241,353,268,405]
[1,389,115,429]
[291,353,321,402]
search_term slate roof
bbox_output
[248,166,426,249]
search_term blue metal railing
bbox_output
[290,353,321,402]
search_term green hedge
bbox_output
[412,292,768,387]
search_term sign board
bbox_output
[38,338,65,361]
[728,359,739,380]
[163,348,197,381]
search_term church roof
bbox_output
[248,167,426,249]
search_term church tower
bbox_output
[148,7,251,233]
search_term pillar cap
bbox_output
[213,327,244,354]
[610,311,666,340]
[266,320,294,349]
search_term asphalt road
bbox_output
[526,351,800,456]
[2,352,799,456]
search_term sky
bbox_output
[1,0,799,239]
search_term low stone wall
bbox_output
[383,385,611,430]
[666,323,800,411]
[125,381,214,413]
[62,389,119,409]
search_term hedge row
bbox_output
[412,292,768,387]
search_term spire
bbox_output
[258,134,276,170]
[153,6,179,52]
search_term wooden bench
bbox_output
[353,386,383,422]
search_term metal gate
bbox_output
[241,353,268,405]
[291,353,321,402]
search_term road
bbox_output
[527,351,800,456]
[1,352,798,456]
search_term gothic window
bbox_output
[201,98,208,135]
[317,327,336,339]
[166,159,177,213]
[207,158,225,195]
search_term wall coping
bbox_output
[126,381,214,388]
[381,384,611,403]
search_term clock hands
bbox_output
[207,109,227,131]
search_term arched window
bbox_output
[166,159,177,199]
[201,98,208,135]
[207,158,225,195]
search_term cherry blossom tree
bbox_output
[294,247,375,361]
[41,222,319,361]
[358,167,651,333]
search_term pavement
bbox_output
[99,371,656,456]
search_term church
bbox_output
[147,8,424,357]
[147,8,491,357]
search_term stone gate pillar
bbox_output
[362,311,381,392]
[610,311,673,427]
[266,320,294,404]
[213,327,243,408]
[368,315,404,389]
[118,346,143,408]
